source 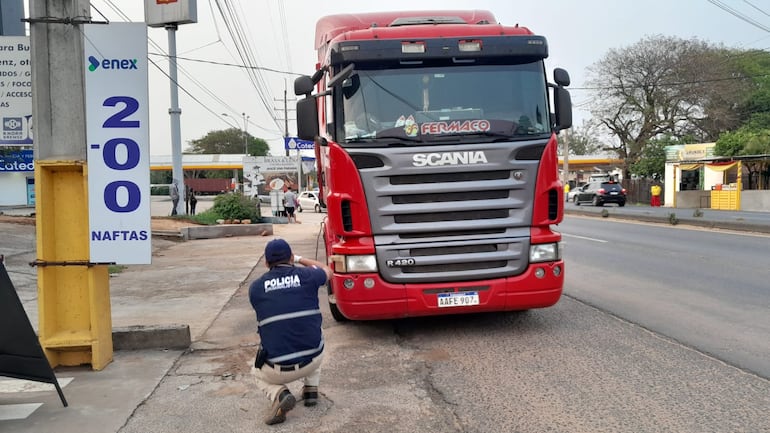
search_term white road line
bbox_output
[0,403,42,421]
[0,377,73,421]
[562,233,608,243]
[0,377,73,393]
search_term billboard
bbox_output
[0,36,31,146]
[145,0,198,28]
[243,155,298,197]
[84,23,151,265]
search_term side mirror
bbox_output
[296,98,319,140]
[554,87,572,131]
[294,75,314,96]
[553,68,570,87]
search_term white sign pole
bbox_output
[84,23,151,264]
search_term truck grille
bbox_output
[350,141,542,284]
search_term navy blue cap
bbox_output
[265,238,292,264]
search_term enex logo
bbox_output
[87,55,138,72]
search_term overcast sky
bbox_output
[92,0,769,156]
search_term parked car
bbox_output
[574,181,627,207]
[567,183,585,202]
[297,190,326,213]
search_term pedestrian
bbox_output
[249,239,332,425]
[651,183,662,207]
[188,188,197,215]
[283,188,298,223]
[169,179,180,216]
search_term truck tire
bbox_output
[327,282,349,322]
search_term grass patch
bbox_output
[108,264,128,275]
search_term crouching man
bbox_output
[249,238,332,425]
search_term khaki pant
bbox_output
[253,352,324,401]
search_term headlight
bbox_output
[345,255,378,273]
[529,242,561,263]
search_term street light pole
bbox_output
[242,112,250,155]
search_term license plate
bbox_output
[610,191,619,195]
[438,291,480,308]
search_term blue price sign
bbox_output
[284,137,315,150]
[84,23,151,265]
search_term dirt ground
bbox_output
[0,215,202,231]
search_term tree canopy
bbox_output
[585,35,755,177]
[186,128,270,156]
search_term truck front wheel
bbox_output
[327,282,349,322]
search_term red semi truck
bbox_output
[294,10,572,321]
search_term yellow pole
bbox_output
[35,162,112,370]
[735,160,743,210]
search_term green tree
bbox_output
[186,128,270,156]
[560,121,604,156]
[630,136,676,178]
[586,36,752,177]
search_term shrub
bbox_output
[211,193,260,221]
[668,213,679,225]
[151,185,170,196]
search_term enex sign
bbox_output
[84,23,151,265]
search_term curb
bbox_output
[566,209,770,234]
[112,324,191,351]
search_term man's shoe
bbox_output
[302,386,318,407]
[264,389,296,425]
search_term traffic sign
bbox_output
[284,137,314,150]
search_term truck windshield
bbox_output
[339,62,549,145]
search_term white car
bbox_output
[297,191,326,213]
[567,184,586,202]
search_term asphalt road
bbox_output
[559,215,770,379]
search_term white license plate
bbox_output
[438,291,480,308]
[610,191,619,195]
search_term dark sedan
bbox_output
[574,181,627,207]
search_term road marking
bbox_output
[562,233,608,243]
[0,377,73,421]
[0,403,42,421]
[0,377,73,393]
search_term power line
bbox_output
[146,52,302,76]
[743,0,770,18]
[707,0,770,33]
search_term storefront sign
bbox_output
[0,36,32,146]
[0,149,32,171]
[84,23,151,265]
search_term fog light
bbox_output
[534,267,545,279]
[364,278,375,289]
[553,265,562,277]
[343,278,355,289]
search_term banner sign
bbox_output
[0,149,33,171]
[284,137,314,151]
[0,263,68,407]
[0,36,32,146]
[84,23,151,264]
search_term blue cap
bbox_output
[265,238,292,264]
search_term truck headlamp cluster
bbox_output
[529,242,562,263]
[331,254,378,273]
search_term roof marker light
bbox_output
[458,40,482,52]
[402,41,426,54]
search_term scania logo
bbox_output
[87,55,138,72]
[412,151,488,167]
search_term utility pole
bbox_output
[29,0,113,369]
[166,23,185,215]
[562,132,570,191]
[242,112,249,155]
